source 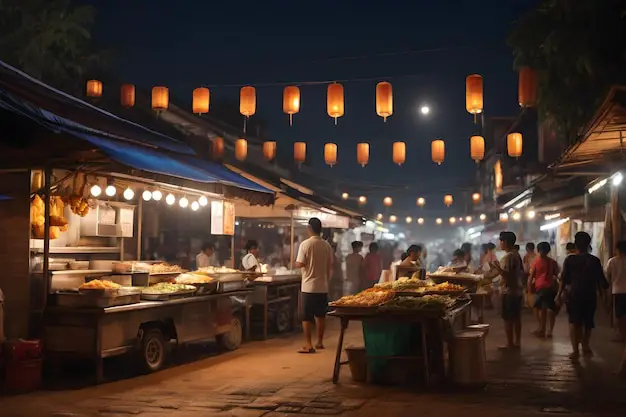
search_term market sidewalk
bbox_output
[1,308,625,417]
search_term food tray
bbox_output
[395,290,467,297]
[148,271,184,276]
[190,281,218,295]
[78,288,119,298]
[140,290,196,301]
[328,305,380,316]
[56,292,140,308]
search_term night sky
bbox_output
[85,0,541,219]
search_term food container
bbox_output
[55,292,140,308]
[78,287,119,297]
[217,279,247,293]
[69,261,89,270]
[140,290,196,301]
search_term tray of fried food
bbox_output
[79,279,121,297]
[175,273,217,295]
[380,295,457,315]
[396,281,467,297]
[330,289,395,314]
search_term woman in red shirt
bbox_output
[363,242,383,291]
[529,241,560,338]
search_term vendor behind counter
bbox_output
[241,240,260,272]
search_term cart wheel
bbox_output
[140,329,167,372]
[275,303,292,333]
[216,317,242,351]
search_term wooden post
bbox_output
[611,186,621,258]
[136,197,143,260]
[231,234,235,269]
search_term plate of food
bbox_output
[79,279,121,297]
[140,282,197,300]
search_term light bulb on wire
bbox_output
[191,201,200,211]
[90,185,102,197]
[123,187,134,200]
[152,190,163,201]
[142,190,152,201]
[199,196,208,206]
[179,196,189,208]
[166,194,175,205]
[105,184,116,197]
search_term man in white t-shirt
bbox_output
[295,217,333,354]
[241,240,260,272]
[605,240,626,376]
[196,242,218,269]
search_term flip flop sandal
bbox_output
[315,344,325,350]
[298,347,316,354]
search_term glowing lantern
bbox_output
[389,215,397,223]
[294,142,306,164]
[436,218,442,225]
[494,160,503,193]
[518,67,538,108]
[120,84,135,108]
[480,214,486,221]
[358,196,367,204]
[449,217,456,224]
[406,216,413,224]
[283,86,300,125]
[376,213,383,220]
[417,218,424,225]
[240,86,256,118]
[392,142,406,166]
[470,135,485,163]
[212,137,224,160]
[193,87,210,115]
[235,139,248,161]
[383,197,393,207]
[342,193,349,200]
[263,141,276,162]
[444,194,453,207]
[86,80,102,98]
[507,132,523,158]
[466,216,472,223]
[432,139,445,165]
[466,74,483,117]
[376,82,393,121]
[152,86,169,111]
[324,143,337,167]
[357,143,369,167]
[417,197,425,207]
[327,83,344,124]
[472,193,481,203]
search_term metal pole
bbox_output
[290,212,295,269]
[42,167,51,310]
[136,198,143,260]
[231,234,235,269]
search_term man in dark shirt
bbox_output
[558,232,609,360]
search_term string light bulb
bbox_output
[152,190,162,201]
[105,184,116,197]
[199,196,208,206]
[179,197,189,208]
[436,218,443,225]
[123,187,134,200]
[90,185,102,197]
[191,201,200,211]
[342,193,349,200]
[142,190,152,201]
[417,218,424,225]
[166,194,175,205]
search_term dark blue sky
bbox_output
[85,0,540,217]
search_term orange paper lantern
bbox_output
[507,132,523,158]
[358,196,367,205]
[392,142,406,166]
[376,82,393,121]
[470,135,485,163]
[212,137,224,160]
[324,143,338,166]
[193,87,210,115]
[518,67,538,108]
[120,84,135,108]
[152,86,169,111]
[86,80,102,98]
[431,139,445,165]
[383,197,393,207]
[240,86,256,117]
[294,142,306,164]
[465,74,483,115]
[494,160,503,193]
[235,139,248,161]
[327,83,344,124]
[283,86,300,125]
[472,193,481,203]
[357,143,369,167]
[444,195,453,207]
[263,141,276,162]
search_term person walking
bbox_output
[295,217,333,354]
[529,242,560,338]
[604,240,626,376]
[557,232,609,361]
[345,241,364,295]
[363,242,383,290]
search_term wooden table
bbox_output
[329,300,471,386]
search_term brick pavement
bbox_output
[1,308,625,417]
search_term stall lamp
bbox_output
[499,213,509,222]
[512,212,522,221]
[406,216,413,224]
[449,217,456,224]
[166,193,176,205]
[105,184,117,197]
[465,216,472,223]
[90,185,102,197]
[199,196,208,206]
[341,192,349,200]
[540,217,570,231]
[588,178,607,194]
[152,190,163,201]
[142,190,152,201]
[544,213,560,220]
[527,210,536,219]
[613,172,623,186]
[376,213,383,220]
[389,215,397,223]
[436,218,442,225]
[479,213,486,221]
[123,187,135,200]
[417,218,424,225]
[179,196,189,208]
[191,201,200,211]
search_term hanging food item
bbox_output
[324,143,338,166]
[376,82,393,121]
[357,143,369,167]
[67,174,90,217]
[431,139,445,165]
[283,86,300,126]
[86,80,102,98]
[327,83,344,124]
[120,84,135,108]
[263,141,276,162]
[193,87,210,115]
[392,142,406,165]
[30,195,66,239]
[465,74,483,120]
[470,135,485,163]
[518,67,538,108]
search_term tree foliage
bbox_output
[0,0,104,93]
[508,0,626,143]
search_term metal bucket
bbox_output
[345,346,367,382]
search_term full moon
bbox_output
[420,105,430,115]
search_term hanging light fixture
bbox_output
[449,217,457,224]
[383,197,393,207]
[152,190,163,201]
[444,194,453,207]
[235,139,248,161]
[191,201,200,211]
[389,215,397,223]
[507,132,523,158]
[142,190,152,201]
[283,86,300,126]
[120,84,135,108]
[262,141,276,162]
[466,74,483,121]
[123,187,135,201]
[465,216,472,223]
[357,143,369,167]
[341,192,349,200]
[480,213,486,221]
[358,196,367,204]
[166,194,176,205]
[294,142,306,164]
[324,143,337,167]
[499,213,509,222]
[417,197,425,207]
[179,196,189,208]
[105,183,116,197]
[472,193,481,203]
[494,160,503,194]
[376,213,383,220]
[152,86,169,112]
[199,196,208,206]
[470,136,485,163]
[518,67,538,108]
[406,216,413,224]
[432,139,445,165]
[417,218,424,225]
[240,86,256,118]
[212,137,224,160]
[90,185,102,197]
[86,80,102,98]
[375,81,393,121]
[327,83,344,124]
[392,142,406,166]
[192,87,210,115]
[436,218,443,225]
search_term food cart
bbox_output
[249,271,301,339]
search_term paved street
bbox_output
[1,307,625,417]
